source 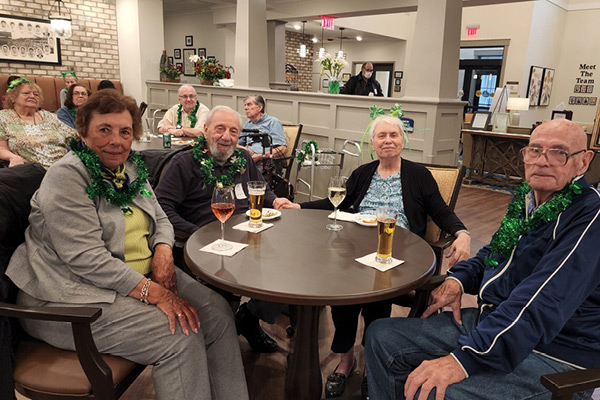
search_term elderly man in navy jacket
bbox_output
[366,119,599,400]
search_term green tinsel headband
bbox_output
[360,103,413,159]
[62,71,78,80]
[6,77,33,92]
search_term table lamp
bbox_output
[507,97,530,126]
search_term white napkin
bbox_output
[199,240,248,257]
[327,211,355,222]
[355,252,404,272]
[232,221,274,233]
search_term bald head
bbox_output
[531,119,588,151]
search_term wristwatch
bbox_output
[176,124,182,129]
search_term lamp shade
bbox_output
[507,97,530,111]
[48,0,72,39]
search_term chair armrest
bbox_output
[430,233,455,253]
[415,274,447,293]
[0,302,101,323]
[541,368,600,399]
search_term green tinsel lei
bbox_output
[192,136,246,188]
[176,101,200,128]
[484,179,582,267]
[68,106,77,119]
[296,140,319,164]
[69,138,152,214]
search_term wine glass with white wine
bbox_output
[326,176,347,231]
[211,185,235,251]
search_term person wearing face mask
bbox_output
[340,62,384,97]
[157,84,210,137]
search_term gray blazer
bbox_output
[7,152,174,304]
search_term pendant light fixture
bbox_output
[48,0,72,39]
[318,26,325,58]
[299,21,307,58]
[337,27,345,59]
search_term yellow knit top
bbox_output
[124,205,153,275]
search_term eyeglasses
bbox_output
[73,91,88,97]
[520,146,586,166]
[179,94,197,100]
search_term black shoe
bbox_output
[361,375,369,399]
[235,304,278,353]
[325,357,357,398]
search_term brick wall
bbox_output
[285,30,313,92]
[0,0,120,80]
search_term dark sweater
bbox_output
[301,159,466,238]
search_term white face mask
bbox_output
[363,71,373,79]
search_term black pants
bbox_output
[330,300,392,353]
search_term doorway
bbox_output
[458,47,504,113]
[352,62,394,97]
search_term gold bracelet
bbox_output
[140,278,151,304]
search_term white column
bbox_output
[234,0,270,88]
[267,21,287,84]
[116,0,164,103]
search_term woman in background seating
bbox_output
[279,115,471,398]
[0,78,75,168]
[6,89,249,400]
[1,75,20,109]
[59,71,77,107]
[57,84,91,129]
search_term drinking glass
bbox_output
[376,208,399,263]
[247,181,267,228]
[211,186,236,251]
[326,176,347,231]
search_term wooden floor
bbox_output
[16,185,513,400]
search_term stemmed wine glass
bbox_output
[211,186,235,251]
[326,176,347,231]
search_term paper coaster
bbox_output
[355,252,404,272]
[232,221,274,233]
[199,240,248,257]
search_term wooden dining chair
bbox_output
[280,123,303,180]
[0,164,146,400]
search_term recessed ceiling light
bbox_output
[312,36,318,43]
[356,36,363,41]
[293,24,301,30]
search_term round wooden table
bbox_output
[185,209,436,400]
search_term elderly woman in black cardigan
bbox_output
[279,115,470,398]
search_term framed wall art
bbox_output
[197,48,206,59]
[182,48,196,76]
[174,48,181,59]
[526,65,544,106]
[185,35,193,47]
[539,68,555,106]
[591,100,600,150]
[0,14,61,65]
[551,110,573,120]
[492,112,509,132]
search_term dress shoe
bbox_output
[361,375,369,399]
[325,357,357,398]
[235,303,278,353]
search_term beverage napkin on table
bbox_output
[232,221,273,233]
[356,252,404,272]
[327,211,355,222]
[199,240,248,257]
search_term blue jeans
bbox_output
[365,309,592,400]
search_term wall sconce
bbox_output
[299,21,307,58]
[48,0,72,39]
[337,27,344,59]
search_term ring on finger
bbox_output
[177,313,183,317]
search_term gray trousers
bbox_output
[17,268,249,400]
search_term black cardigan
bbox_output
[301,159,466,238]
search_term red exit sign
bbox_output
[466,25,479,38]
[321,15,334,30]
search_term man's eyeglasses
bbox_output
[520,146,586,166]
[179,94,197,100]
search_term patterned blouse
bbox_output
[358,170,410,229]
[0,109,76,168]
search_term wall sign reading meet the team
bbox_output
[0,14,61,65]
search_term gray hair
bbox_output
[205,105,243,127]
[245,95,265,113]
[178,84,196,95]
[369,116,405,144]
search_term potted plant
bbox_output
[159,64,182,82]
[318,52,348,94]
[189,55,231,85]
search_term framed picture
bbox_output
[551,110,573,120]
[322,78,329,88]
[581,85,587,94]
[394,71,403,79]
[0,14,61,65]
[182,48,196,76]
[526,66,544,106]
[185,35,193,47]
[207,55,215,60]
[492,112,509,132]
[569,96,576,105]
[174,49,181,59]
[576,97,583,105]
[342,73,351,83]
[168,56,173,65]
[591,100,600,150]
[539,68,554,106]
[471,111,491,130]
[198,48,206,59]
[591,97,597,106]
[588,85,594,93]
[176,62,183,70]
[574,85,581,93]
[583,97,590,105]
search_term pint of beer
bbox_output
[376,208,400,264]
[248,181,267,228]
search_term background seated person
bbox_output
[239,95,287,163]
[157,84,209,137]
[57,84,91,129]
[0,78,76,168]
[278,115,470,398]
[340,62,384,97]
[97,79,115,90]
[6,90,249,400]
[155,105,290,353]
[366,119,598,400]
[59,71,78,107]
